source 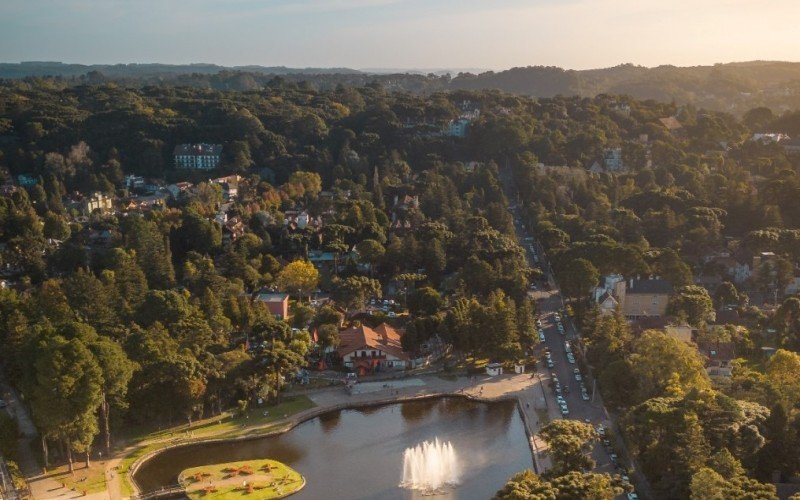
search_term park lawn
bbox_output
[45,460,108,495]
[118,396,315,497]
[180,459,303,500]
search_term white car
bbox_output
[539,331,546,342]
[627,494,638,500]
[567,354,576,364]
[547,359,554,368]
[574,368,582,381]
[581,390,590,401]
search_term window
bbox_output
[372,350,377,357]
[362,350,367,357]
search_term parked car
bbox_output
[627,493,638,500]
[573,368,582,381]
[539,331,546,342]
[567,354,576,364]
[547,359,554,368]
[581,390,590,401]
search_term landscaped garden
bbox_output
[179,459,304,499]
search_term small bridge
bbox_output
[131,484,185,499]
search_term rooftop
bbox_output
[628,278,673,295]
[255,292,289,303]
[173,143,223,156]
[337,323,408,360]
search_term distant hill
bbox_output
[0,61,363,79]
[448,62,800,114]
[2,60,800,114]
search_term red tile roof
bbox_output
[336,323,409,360]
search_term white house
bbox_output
[486,363,504,376]
[337,323,410,376]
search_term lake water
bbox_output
[134,397,532,499]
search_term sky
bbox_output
[1,0,799,71]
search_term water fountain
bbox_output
[400,438,460,494]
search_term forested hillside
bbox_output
[4,60,800,114]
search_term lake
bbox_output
[134,397,532,499]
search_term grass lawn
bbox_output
[180,459,303,499]
[118,396,315,497]
[45,460,108,495]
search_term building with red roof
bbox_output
[336,323,410,375]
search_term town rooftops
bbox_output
[173,143,222,156]
[697,341,736,362]
[336,323,408,360]
[628,278,673,295]
[659,116,683,130]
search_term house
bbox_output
[623,278,673,319]
[592,274,625,315]
[173,143,222,170]
[223,216,246,244]
[659,116,683,134]
[83,192,114,214]
[391,195,420,223]
[664,324,694,343]
[283,210,319,229]
[697,341,736,378]
[124,192,168,211]
[167,182,194,199]
[603,147,624,171]
[336,323,410,375]
[486,362,504,376]
[16,174,37,187]
[752,252,777,279]
[445,118,470,138]
[255,292,289,320]
[711,255,752,284]
[124,174,145,191]
[751,133,790,144]
[210,175,242,200]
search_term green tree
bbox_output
[30,336,103,470]
[355,239,385,277]
[629,330,711,401]
[493,470,556,500]
[276,260,319,300]
[407,287,443,317]
[89,337,136,455]
[331,275,382,311]
[539,420,598,474]
[557,258,599,300]
[668,285,715,326]
[765,349,800,408]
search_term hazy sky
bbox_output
[2,0,799,70]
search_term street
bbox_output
[510,212,620,477]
